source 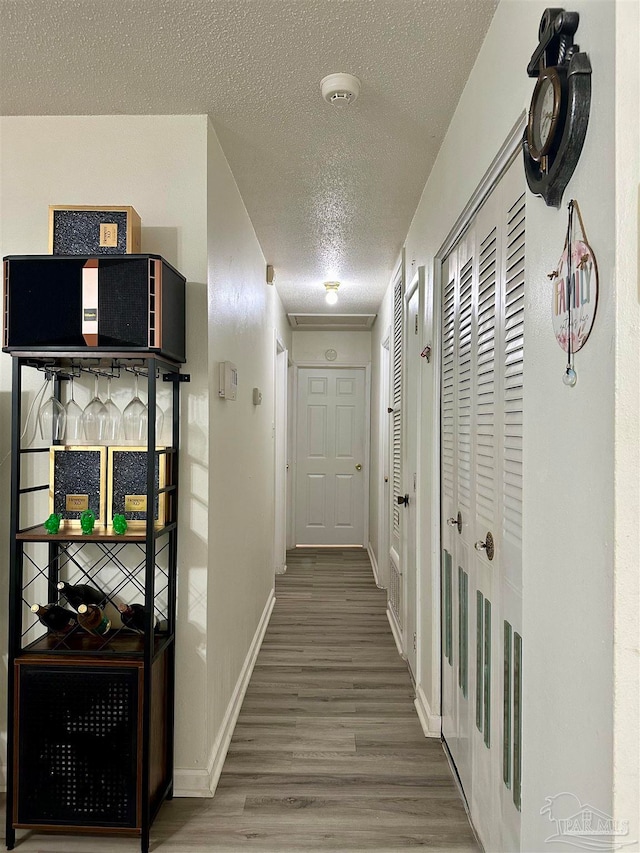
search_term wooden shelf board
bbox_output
[18,631,172,658]
[16,523,171,542]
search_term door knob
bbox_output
[474,531,495,561]
[355,464,362,471]
[397,494,410,506]
[446,511,462,534]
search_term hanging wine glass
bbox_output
[82,374,107,441]
[123,372,147,442]
[63,375,83,442]
[38,373,66,442]
[103,376,123,442]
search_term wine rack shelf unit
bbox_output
[5,352,187,853]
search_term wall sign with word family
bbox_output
[548,199,598,386]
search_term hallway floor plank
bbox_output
[0,547,478,852]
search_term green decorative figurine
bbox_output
[113,514,128,535]
[80,509,96,535]
[44,513,62,535]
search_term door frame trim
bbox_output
[431,111,527,726]
[291,362,371,548]
[273,331,288,575]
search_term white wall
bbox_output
[0,114,210,789]
[369,1,634,849]
[205,118,291,794]
[0,114,292,799]
[291,330,371,365]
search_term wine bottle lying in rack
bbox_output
[119,603,153,632]
[118,603,168,633]
[77,603,111,636]
[57,580,124,628]
[31,603,77,633]
[57,581,104,609]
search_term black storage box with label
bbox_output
[50,446,107,527]
[108,447,168,527]
[2,254,185,363]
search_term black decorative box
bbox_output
[108,447,168,527]
[50,446,107,526]
[2,254,186,362]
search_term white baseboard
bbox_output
[174,589,276,798]
[366,542,383,588]
[386,604,406,660]
[414,684,442,738]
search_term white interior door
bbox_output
[403,276,421,678]
[294,367,367,546]
[439,155,524,853]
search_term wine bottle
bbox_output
[118,603,159,633]
[57,581,104,609]
[31,603,77,633]
[77,603,111,636]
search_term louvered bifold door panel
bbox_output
[456,259,474,519]
[441,275,456,506]
[392,274,403,545]
[475,227,497,529]
[502,190,526,590]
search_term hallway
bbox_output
[1,547,478,852]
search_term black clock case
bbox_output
[2,254,186,363]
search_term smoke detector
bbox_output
[320,73,361,106]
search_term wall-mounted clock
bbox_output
[522,8,592,208]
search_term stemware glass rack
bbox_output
[5,352,187,853]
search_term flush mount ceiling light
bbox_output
[324,281,340,305]
[320,73,361,106]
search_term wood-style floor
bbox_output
[0,547,478,852]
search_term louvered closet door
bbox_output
[440,154,525,853]
[499,159,525,853]
[440,249,457,753]
[388,266,404,634]
[470,183,502,853]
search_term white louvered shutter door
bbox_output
[389,267,404,627]
[475,225,498,531]
[498,157,525,853]
[502,189,525,573]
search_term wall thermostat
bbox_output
[219,361,238,400]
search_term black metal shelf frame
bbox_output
[5,353,184,853]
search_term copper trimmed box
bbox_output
[49,205,141,255]
[108,447,168,528]
[2,254,186,362]
[49,446,107,527]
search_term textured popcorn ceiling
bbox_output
[0,0,497,315]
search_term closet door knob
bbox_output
[474,532,495,561]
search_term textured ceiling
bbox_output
[0,0,497,315]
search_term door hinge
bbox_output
[413,632,417,651]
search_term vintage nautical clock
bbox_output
[523,8,592,208]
